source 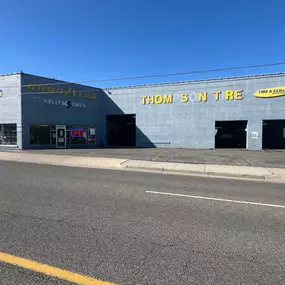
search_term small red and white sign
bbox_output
[71,129,86,138]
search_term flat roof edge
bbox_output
[104,72,285,90]
[0,72,21,77]
[21,72,102,90]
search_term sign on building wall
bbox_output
[140,86,285,105]
[89,128,96,135]
[254,87,285,98]
[70,128,87,138]
[141,89,244,105]
[0,89,3,97]
[43,98,86,108]
[252,132,259,139]
[88,127,96,144]
[28,84,97,100]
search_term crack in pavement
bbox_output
[133,244,158,277]
[133,242,179,280]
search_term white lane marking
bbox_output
[145,191,285,209]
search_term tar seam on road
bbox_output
[146,191,285,209]
[0,252,116,285]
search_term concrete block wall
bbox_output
[21,73,105,149]
[2,72,285,150]
[0,74,22,148]
[105,73,285,150]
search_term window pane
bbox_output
[66,126,71,144]
[51,131,57,145]
[30,125,51,145]
[88,127,96,144]
[0,124,17,145]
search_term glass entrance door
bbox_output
[56,125,66,149]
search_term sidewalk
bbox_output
[0,151,285,183]
[14,148,285,169]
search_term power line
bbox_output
[1,62,285,90]
[105,73,285,90]
[16,50,285,82]
[91,62,285,84]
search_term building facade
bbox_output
[0,73,106,149]
[0,72,285,150]
[105,72,285,150]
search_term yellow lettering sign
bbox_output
[213,91,221,101]
[142,90,244,105]
[181,93,189,103]
[155,94,163,104]
[163,94,173,104]
[28,84,35,90]
[65,88,73,96]
[147,96,154,104]
[198,92,207,102]
[46,87,55,93]
[254,87,285,98]
[141,96,147,105]
[142,95,173,104]
[225,90,234,100]
[38,85,45,92]
[26,84,97,100]
[235,89,243,100]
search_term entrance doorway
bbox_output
[215,121,247,148]
[107,114,136,147]
[56,125,66,148]
[262,120,285,149]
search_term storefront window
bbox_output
[29,125,96,147]
[30,125,51,145]
[0,124,17,145]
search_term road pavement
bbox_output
[0,161,285,284]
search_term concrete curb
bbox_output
[122,165,267,180]
[1,151,284,183]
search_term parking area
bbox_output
[2,148,284,168]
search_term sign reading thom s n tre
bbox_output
[141,89,244,105]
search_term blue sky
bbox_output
[1,0,284,87]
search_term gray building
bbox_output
[0,73,104,149]
[0,72,285,150]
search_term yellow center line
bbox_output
[0,252,116,285]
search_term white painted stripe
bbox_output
[145,191,285,209]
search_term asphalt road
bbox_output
[0,161,285,284]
